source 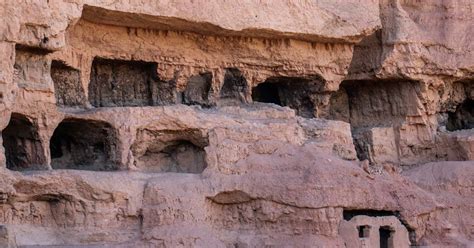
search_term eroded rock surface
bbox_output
[0,0,473,247]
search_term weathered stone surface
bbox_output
[0,0,473,247]
[51,60,86,107]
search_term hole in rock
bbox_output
[379,226,394,248]
[51,60,86,107]
[15,44,51,55]
[446,99,474,131]
[252,77,323,118]
[183,72,212,106]
[2,113,46,171]
[358,225,371,238]
[251,82,281,105]
[343,209,398,221]
[50,119,119,170]
[220,68,248,103]
[132,129,208,173]
[88,58,176,107]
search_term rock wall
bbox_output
[0,0,472,247]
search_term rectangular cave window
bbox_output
[131,129,208,173]
[2,113,47,171]
[88,58,176,107]
[379,226,394,248]
[51,60,86,107]
[358,225,371,238]
[252,77,322,118]
[50,119,119,171]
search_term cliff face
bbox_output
[0,1,472,247]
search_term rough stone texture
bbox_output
[182,72,213,106]
[50,118,119,171]
[2,113,47,171]
[131,128,208,173]
[50,60,86,107]
[88,58,177,107]
[0,0,473,247]
[253,77,325,118]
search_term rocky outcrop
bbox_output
[0,0,472,247]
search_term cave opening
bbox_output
[132,129,208,173]
[183,72,213,106]
[51,60,86,107]
[2,113,47,171]
[219,68,248,103]
[88,58,176,107]
[446,99,474,131]
[252,77,322,118]
[50,119,118,170]
[343,210,398,221]
[379,226,394,248]
[251,82,282,105]
[358,225,371,238]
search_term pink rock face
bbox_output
[0,1,473,247]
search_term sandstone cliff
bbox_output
[0,0,473,247]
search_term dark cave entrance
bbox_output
[358,225,371,238]
[2,113,47,171]
[252,77,322,118]
[379,226,394,248]
[50,119,118,170]
[446,99,474,131]
[343,210,398,221]
[251,82,282,105]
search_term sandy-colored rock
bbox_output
[0,0,473,247]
